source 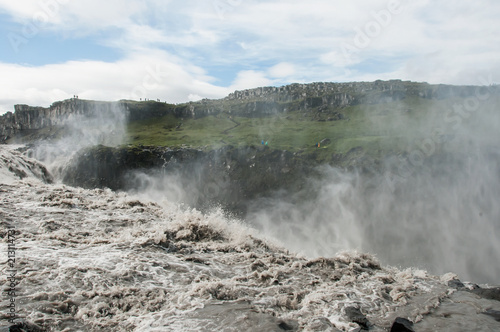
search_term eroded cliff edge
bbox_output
[0,80,486,143]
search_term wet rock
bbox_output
[308,317,341,331]
[6,321,45,332]
[187,301,300,331]
[278,320,299,331]
[482,309,500,322]
[390,317,414,332]
[344,306,372,330]
[447,278,465,289]
[470,287,500,301]
[62,144,315,216]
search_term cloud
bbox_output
[0,0,143,30]
[268,62,295,79]
[229,70,273,91]
[0,0,499,113]
[0,50,230,113]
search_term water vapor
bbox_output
[247,92,500,284]
[27,102,127,179]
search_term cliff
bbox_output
[0,80,487,143]
[0,99,123,142]
[223,79,480,107]
[61,144,321,215]
[0,99,186,143]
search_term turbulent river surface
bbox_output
[1,145,500,331]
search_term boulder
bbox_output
[344,306,371,330]
[390,317,414,332]
[447,278,465,290]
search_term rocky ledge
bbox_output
[60,145,324,215]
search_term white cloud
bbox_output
[0,0,55,22]
[230,70,273,91]
[1,0,500,113]
[320,50,360,68]
[268,62,295,79]
[0,0,141,34]
[0,51,230,113]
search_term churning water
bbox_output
[1,95,500,331]
[1,145,500,331]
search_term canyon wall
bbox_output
[0,80,484,142]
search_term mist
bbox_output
[19,91,500,285]
[246,90,500,284]
[123,168,215,211]
[26,102,127,179]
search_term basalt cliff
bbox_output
[0,80,486,143]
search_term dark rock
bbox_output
[326,112,344,121]
[61,145,315,217]
[344,306,371,330]
[7,321,45,332]
[390,317,414,332]
[482,309,500,322]
[470,287,500,301]
[447,278,465,289]
[278,320,298,330]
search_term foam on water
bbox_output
[1,148,500,331]
[0,146,52,185]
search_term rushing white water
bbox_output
[1,146,500,331]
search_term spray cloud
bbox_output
[246,86,500,284]
[27,101,127,179]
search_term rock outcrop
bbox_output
[1,80,491,143]
[0,99,124,142]
[0,99,188,143]
[225,80,480,104]
[61,145,317,215]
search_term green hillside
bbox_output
[5,80,498,168]
[126,93,500,164]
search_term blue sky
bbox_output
[0,0,499,113]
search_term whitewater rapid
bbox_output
[1,146,500,331]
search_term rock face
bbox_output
[0,99,123,142]
[470,287,500,301]
[0,80,488,143]
[61,145,316,215]
[482,309,500,322]
[225,80,479,105]
[0,99,190,143]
